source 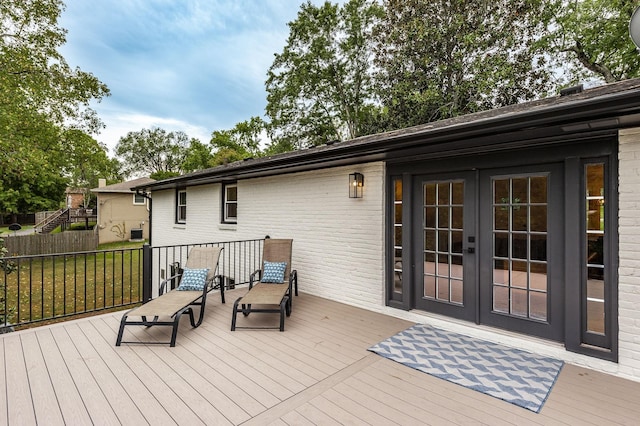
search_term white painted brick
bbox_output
[151,163,387,310]
[619,127,640,380]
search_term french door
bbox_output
[413,172,477,322]
[412,165,564,341]
[478,164,564,341]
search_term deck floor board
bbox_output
[1,290,639,425]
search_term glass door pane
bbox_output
[423,180,465,305]
[491,175,549,321]
[585,163,605,335]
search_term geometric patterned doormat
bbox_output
[368,324,564,413]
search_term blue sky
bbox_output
[59,0,323,155]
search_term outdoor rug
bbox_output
[368,324,564,413]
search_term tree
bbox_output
[0,0,109,132]
[544,0,640,84]
[265,0,384,151]
[0,0,110,219]
[115,127,191,177]
[182,139,213,173]
[374,0,555,130]
[63,129,123,208]
[210,117,266,165]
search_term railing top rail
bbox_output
[149,238,265,250]
[2,238,266,261]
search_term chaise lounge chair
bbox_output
[231,238,297,331]
[116,246,222,347]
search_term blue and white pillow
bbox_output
[177,267,209,291]
[261,261,287,283]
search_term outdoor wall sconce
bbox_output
[349,172,364,198]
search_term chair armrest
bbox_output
[249,269,262,289]
[159,273,181,295]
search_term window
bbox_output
[176,189,187,223]
[133,192,146,205]
[393,177,403,296]
[582,160,611,350]
[223,183,237,223]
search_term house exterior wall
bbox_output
[65,192,84,209]
[151,163,387,310]
[149,135,640,383]
[96,193,150,244]
[617,127,640,380]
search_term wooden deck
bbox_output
[2,290,639,425]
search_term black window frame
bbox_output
[133,192,146,205]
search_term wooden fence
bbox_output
[4,231,98,256]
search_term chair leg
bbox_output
[231,297,241,331]
[242,304,251,316]
[170,310,186,347]
[116,314,128,346]
[279,296,288,331]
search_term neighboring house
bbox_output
[91,177,154,244]
[134,79,640,383]
[64,188,85,209]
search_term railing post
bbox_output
[142,243,152,303]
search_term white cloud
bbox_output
[95,107,211,155]
[60,0,339,157]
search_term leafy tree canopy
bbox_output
[1,0,109,132]
[210,116,266,165]
[115,127,191,177]
[63,129,123,208]
[0,0,110,217]
[374,0,555,130]
[544,0,640,84]
[265,0,384,150]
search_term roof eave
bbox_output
[134,87,640,192]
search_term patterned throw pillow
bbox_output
[177,268,209,291]
[261,261,287,283]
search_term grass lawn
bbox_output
[2,242,145,329]
[0,225,34,237]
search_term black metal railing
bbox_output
[146,238,265,300]
[0,247,143,331]
[0,238,265,331]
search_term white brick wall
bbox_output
[618,127,640,381]
[148,140,640,382]
[151,163,387,310]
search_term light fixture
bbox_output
[630,6,640,49]
[349,172,364,198]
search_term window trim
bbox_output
[176,188,187,224]
[133,192,146,205]
[222,182,237,224]
[579,157,616,355]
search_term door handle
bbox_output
[465,247,475,254]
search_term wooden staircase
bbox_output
[34,208,70,234]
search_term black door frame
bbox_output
[478,163,565,342]
[411,171,477,322]
[386,136,618,360]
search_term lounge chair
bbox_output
[231,239,297,331]
[116,246,223,347]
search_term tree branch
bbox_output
[565,41,616,83]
